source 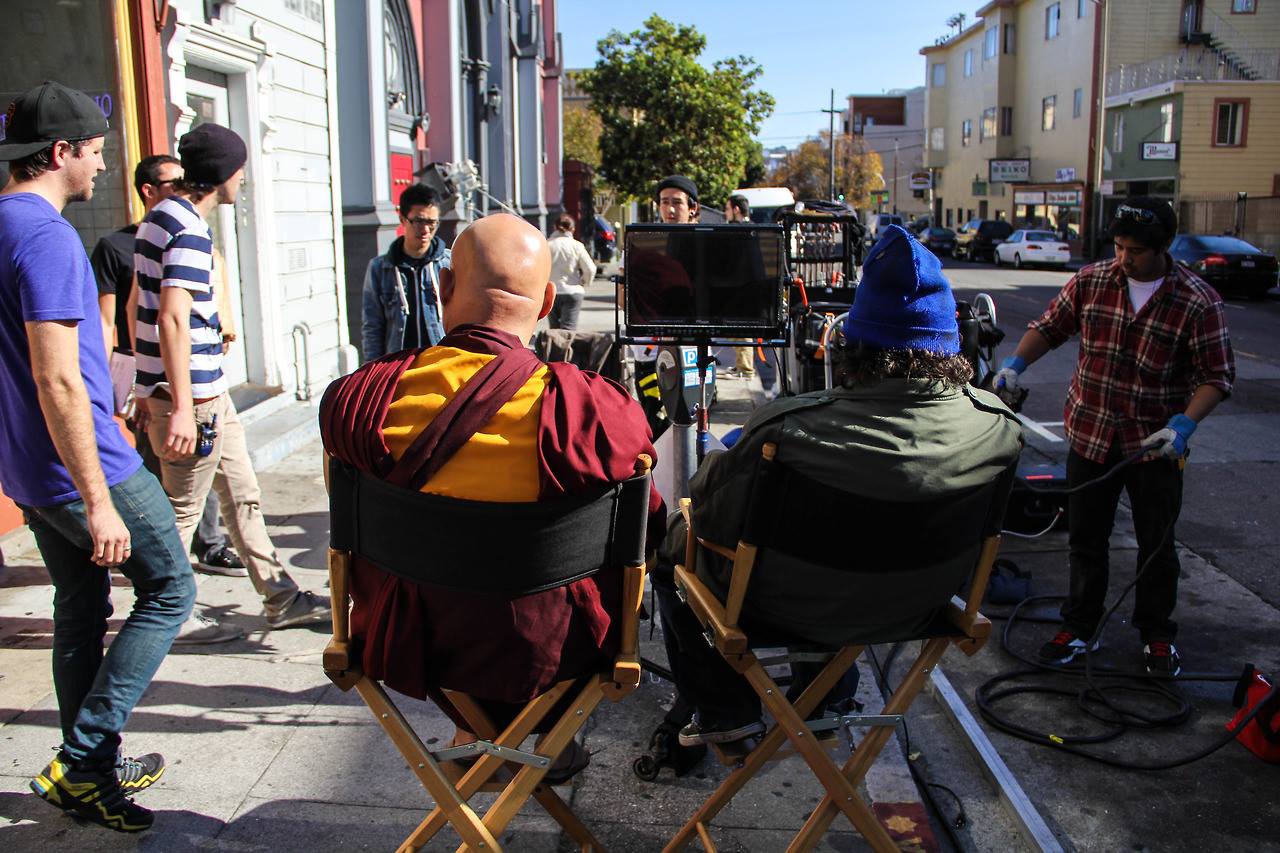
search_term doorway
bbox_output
[184,66,250,390]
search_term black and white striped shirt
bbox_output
[132,196,226,400]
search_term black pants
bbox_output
[1062,446,1183,643]
[651,517,859,729]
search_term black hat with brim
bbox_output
[0,81,109,161]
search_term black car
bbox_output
[592,214,616,262]
[1169,235,1278,299]
[921,226,956,256]
[954,218,1014,262]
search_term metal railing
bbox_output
[1106,48,1280,98]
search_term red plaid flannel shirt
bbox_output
[1029,257,1234,464]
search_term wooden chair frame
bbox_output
[323,456,652,852]
[664,444,1002,853]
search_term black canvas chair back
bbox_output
[328,457,649,597]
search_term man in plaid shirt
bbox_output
[994,197,1234,676]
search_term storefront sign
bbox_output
[1055,167,1076,182]
[1047,189,1081,206]
[989,159,1031,183]
[1014,190,1045,205]
[909,171,932,190]
[1141,142,1178,160]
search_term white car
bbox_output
[995,230,1071,269]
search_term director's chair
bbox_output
[666,443,1014,852]
[323,454,652,852]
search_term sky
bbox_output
[556,0,974,148]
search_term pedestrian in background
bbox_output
[91,155,248,609]
[547,213,596,330]
[723,194,756,379]
[0,80,193,834]
[361,183,451,361]
[132,122,330,632]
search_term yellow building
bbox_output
[921,0,1280,255]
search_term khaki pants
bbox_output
[147,392,298,616]
[734,345,755,375]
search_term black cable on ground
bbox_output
[975,514,1271,770]
[867,645,969,846]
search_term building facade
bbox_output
[1100,0,1280,245]
[923,0,1279,254]
[843,88,928,219]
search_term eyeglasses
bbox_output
[404,217,439,229]
[151,179,179,188]
[1113,204,1157,224]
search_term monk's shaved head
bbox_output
[441,214,555,337]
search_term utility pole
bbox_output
[821,89,840,201]
[892,137,899,215]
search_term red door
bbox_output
[391,153,414,237]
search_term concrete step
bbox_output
[241,396,322,471]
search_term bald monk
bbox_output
[320,214,663,779]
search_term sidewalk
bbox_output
[0,289,940,851]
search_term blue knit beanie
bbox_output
[843,224,959,355]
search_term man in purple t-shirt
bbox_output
[0,81,194,834]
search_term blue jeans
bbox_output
[21,467,195,768]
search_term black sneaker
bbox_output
[196,544,248,577]
[30,754,154,833]
[116,752,165,793]
[1144,642,1182,677]
[266,591,332,629]
[1038,629,1100,665]
[677,718,765,747]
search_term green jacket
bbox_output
[685,379,1024,645]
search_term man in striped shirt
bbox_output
[133,123,329,630]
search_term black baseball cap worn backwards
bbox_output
[0,81,108,161]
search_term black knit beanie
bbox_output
[178,123,247,185]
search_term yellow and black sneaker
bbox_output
[116,752,165,793]
[29,754,154,833]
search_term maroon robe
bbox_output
[320,325,663,703]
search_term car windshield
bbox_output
[1182,235,1261,253]
[929,228,954,237]
[980,222,1014,237]
[1025,231,1058,241]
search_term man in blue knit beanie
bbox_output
[648,224,1024,749]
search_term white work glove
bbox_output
[993,355,1026,406]
[1141,414,1197,460]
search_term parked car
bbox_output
[867,213,905,245]
[953,218,1014,262]
[1170,234,1278,299]
[995,229,1071,269]
[921,226,956,256]
[908,216,932,235]
[592,214,616,262]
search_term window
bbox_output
[1046,3,1061,38]
[1042,95,1057,130]
[1000,106,1014,136]
[932,62,947,86]
[1111,112,1124,151]
[1214,99,1249,146]
[964,49,974,77]
[1232,0,1257,12]
[1159,101,1175,143]
[1004,23,1017,53]
[931,126,945,150]
[1078,0,1088,17]
[981,107,997,141]
[962,119,973,147]
[984,27,998,59]
[1073,87,1084,118]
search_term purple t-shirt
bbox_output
[0,193,140,507]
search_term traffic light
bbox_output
[837,193,845,201]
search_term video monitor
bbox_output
[623,224,786,341]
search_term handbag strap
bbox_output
[385,345,542,492]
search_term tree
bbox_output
[563,106,602,170]
[772,133,883,206]
[580,15,774,206]
[740,142,768,189]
